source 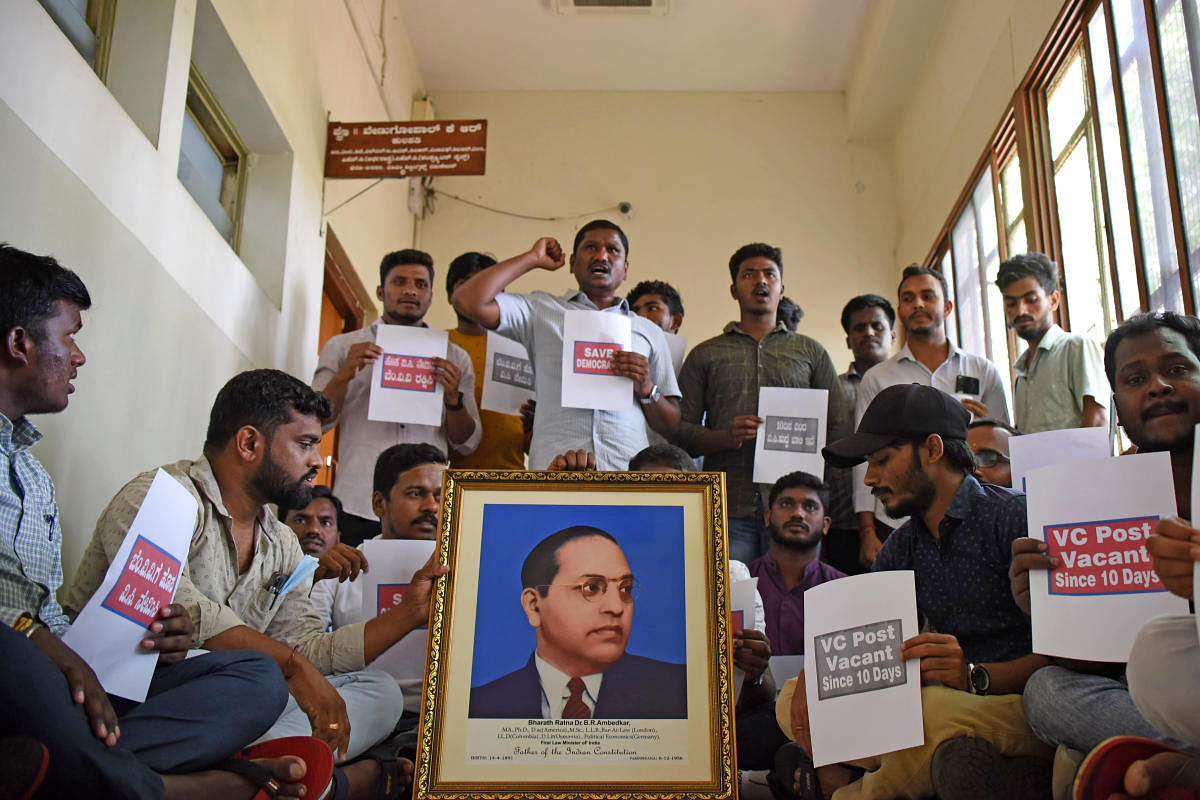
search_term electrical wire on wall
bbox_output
[419,180,626,223]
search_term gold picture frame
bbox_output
[414,469,736,800]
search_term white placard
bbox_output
[1009,426,1111,492]
[753,388,828,485]
[804,571,922,767]
[560,310,633,411]
[730,576,758,700]
[62,470,198,701]
[1025,453,1189,661]
[359,539,437,698]
[663,331,687,379]
[367,325,448,426]
[480,331,535,415]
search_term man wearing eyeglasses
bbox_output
[966,419,1019,488]
[468,526,687,719]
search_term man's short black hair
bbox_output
[629,443,696,472]
[521,526,620,597]
[1104,311,1200,389]
[277,484,343,523]
[995,252,1059,295]
[572,220,629,258]
[627,280,684,317]
[203,369,332,455]
[728,243,783,282]
[0,243,92,342]
[372,443,448,496]
[380,248,434,286]
[767,471,829,512]
[898,264,949,301]
[902,436,976,475]
[445,251,497,298]
[840,293,896,334]
[777,296,803,331]
[967,418,1021,436]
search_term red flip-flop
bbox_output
[230,736,335,800]
[1074,735,1199,800]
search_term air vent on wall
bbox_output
[552,0,671,16]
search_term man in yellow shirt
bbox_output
[445,251,531,470]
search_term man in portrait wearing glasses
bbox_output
[468,526,687,719]
[967,418,1019,488]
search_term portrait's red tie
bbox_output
[562,676,591,719]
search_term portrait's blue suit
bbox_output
[468,652,687,719]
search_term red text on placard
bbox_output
[1043,516,1164,595]
[573,341,622,376]
[381,354,436,393]
[101,536,181,627]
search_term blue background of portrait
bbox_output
[469,503,686,687]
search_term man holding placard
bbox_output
[0,247,309,798]
[674,243,849,563]
[1009,312,1200,794]
[777,384,1050,800]
[314,248,480,546]
[68,370,449,799]
[451,221,680,471]
[312,443,447,717]
[444,251,531,470]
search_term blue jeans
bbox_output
[728,514,763,564]
[1,624,287,798]
[1022,665,1166,753]
[256,669,404,760]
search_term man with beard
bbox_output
[776,384,1050,800]
[997,253,1107,434]
[747,471,844,655]
[68,370,448,800]
[853,265,1010,570]
[314,249,480,547]
[1008,312,1200,797]
[673,243,850,563]
[1,248,306,800]
[311,443,447,717]
[452,222,681,472]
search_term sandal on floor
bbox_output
[1073,735,1199,800]
[226,736,335,800]
[351,740,412,800]
[0,735,49,800]
[768,741,824,800]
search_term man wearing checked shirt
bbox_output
[0,244,292,798]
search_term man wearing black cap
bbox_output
[774,384,1052,800]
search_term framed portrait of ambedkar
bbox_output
[414,470,736,800]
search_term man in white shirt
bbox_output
[853,265,1010,568]
[313,249,480,547]
[311,443,447,716]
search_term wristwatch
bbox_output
[444,392,465,411]
[967,662,991,695]
[637,384,662,405]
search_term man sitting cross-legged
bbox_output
[66,369,448,800]
[0,243,311,799]
[777,384,1052,800]
[1010,311,1200,799]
